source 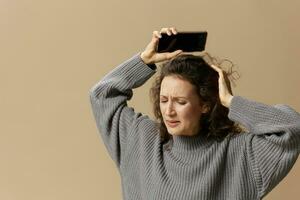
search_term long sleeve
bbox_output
[88,52,157,169]
[228,96,300,198]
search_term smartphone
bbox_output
[157,31,207,53]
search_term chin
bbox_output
[168,130,183,136]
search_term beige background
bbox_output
[0,0,299,199]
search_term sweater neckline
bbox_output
[169,133,214,152]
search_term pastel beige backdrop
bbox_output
[0,0,299,199]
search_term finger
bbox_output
[170,27,178,34]
[166,28,172,35]
[160,28,168,33]
[144,32,159,52]
[210,64,223,74]
[170,49,183,57]
[224,74,233,94]
[149,34,159,49]
[160,50,183,59]
[151,32,159,44]
[160,28,172,36]
[153,30,162,39]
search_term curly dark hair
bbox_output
[149,52,243,143]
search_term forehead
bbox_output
[160,75,196,97]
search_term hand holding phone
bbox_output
[141,27,183,64]
[141,28,206,64]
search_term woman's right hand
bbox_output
[140,27,183,64]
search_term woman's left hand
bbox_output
[209,64,233,108]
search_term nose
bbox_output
[165,102,176,116]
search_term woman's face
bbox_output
[160,75,208,136]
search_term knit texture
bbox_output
[89,52,300,200]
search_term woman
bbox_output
[89,27,300,200]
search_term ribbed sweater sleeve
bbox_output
[88,52,156,168]
[228,96,300,198]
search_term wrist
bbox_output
[222,95,233,108]
[140,52,151,64]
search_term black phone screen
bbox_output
[157,32,207,53]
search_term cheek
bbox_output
[179,105,202,122]
[175,104,195,117]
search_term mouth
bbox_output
[166,120,180,127]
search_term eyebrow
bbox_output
[160,95,188,99]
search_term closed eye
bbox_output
[160,100,186,105]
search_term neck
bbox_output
[169,133,213,152]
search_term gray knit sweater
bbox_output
[89,52,300,200]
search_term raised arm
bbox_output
[208,59,300,198]
[89,27,183,168]
[228,96,300,198]
[89,53,156,168]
